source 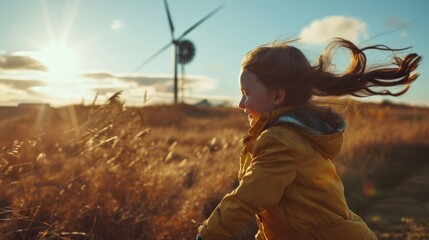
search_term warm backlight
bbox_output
[38,43,79,77]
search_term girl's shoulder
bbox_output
[252,125,310,154]
[258,124,303,141]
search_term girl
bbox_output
[197,38,421,239]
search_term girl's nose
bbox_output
[238,96,245,109]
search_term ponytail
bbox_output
[311,38,421,98]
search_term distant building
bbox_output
[194,99,211,107]
[18,103,51,108]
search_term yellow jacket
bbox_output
[198,105,377,240]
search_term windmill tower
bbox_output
[134,0,223,104]
[178,39,195,102]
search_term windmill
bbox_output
[134,0,224,104]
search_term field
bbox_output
[1,95,428,240]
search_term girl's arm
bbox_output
[198,129,297,239]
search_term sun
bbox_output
[37,43,79,77]
[29,42,84,100]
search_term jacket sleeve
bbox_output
[198,129,297,239]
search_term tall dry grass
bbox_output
[0,95,247,239]
[1,95,428,239]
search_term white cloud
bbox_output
[1,69,220,106]
[400,31,408,38]
[299,16,367,44]
[385,17,409,39]
[0,53,47,71]
[81,71,218,94]
[111,19,125,30]
[386,16,409,28]
[93,73,218,105]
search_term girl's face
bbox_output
[239,70,277,127]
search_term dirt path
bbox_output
[357,143,429,239]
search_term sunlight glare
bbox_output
[38,43,79,78]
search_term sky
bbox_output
[0,0,428,107]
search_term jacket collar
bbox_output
[241,105,303,152]
[248,105,303,139]
[242,104,346,159]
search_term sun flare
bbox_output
[29,43,84,100]
[37,43,79,77]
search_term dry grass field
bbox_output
[1,94,428,239]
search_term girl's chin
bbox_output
[248,118,255,127]
[247,114,259,127]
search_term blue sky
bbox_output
[0,0,428,106]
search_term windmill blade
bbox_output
[177,4,224,41]
[164,0,175,40]
[133,42,173,72]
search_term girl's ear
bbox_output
[272,88,286,105]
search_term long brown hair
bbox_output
[241,38,422,106]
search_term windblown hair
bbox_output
[241,38,422,106]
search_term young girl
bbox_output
[197,38,421,240]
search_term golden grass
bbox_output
[0,95,428,239]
